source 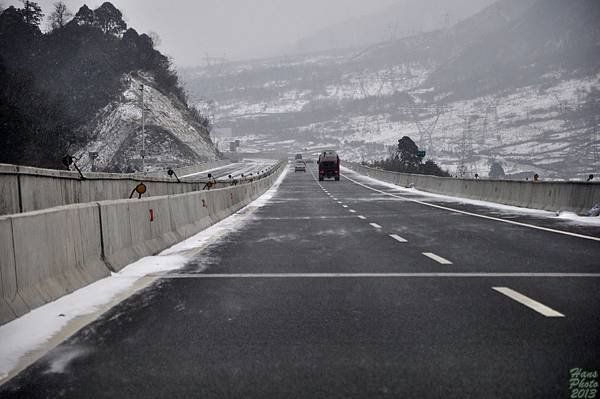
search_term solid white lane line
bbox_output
[342,172,600,243]
[422,252,453,265]
[492,287,565,317]
[342,205,348,208]
[369,223,382,229]
[160,273,600,279]
[390,234,408,243]
[358,215,367,220]
[349,209,356,213]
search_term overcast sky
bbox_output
[6,0,406,66]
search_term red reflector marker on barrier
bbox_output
[149,209,154,222]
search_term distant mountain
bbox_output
[0,2,218,171]
[182,0,600,179]
[356,0,537,67]
[293,0,496,54]
[425,0,600,97]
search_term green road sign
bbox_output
[417,150,426,158]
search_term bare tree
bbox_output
[49,1,72,30]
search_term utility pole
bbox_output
[140,83,145,174]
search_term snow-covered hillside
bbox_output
[75,73,219,172]
[182,0,599,180]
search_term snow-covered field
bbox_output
[186,50,600,180]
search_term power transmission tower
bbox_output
[457,114,476,178]
[591,116,600,167]
[409,105,448,157]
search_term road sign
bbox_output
[417,150,426,158]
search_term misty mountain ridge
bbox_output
[183,0,600,179]
[293,0,496,55]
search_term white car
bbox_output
[294,160,306,172]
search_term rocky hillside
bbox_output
[182,0,599,180]
[0,2,218,172]
[75,72,218,172]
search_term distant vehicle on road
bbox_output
[318,150,340,181]
[294,153,303,160]
[294,160,306,172]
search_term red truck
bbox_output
[318,150,340,181]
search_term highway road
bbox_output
[2,164,599,398]
[180,159,278,181]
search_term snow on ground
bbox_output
[75,73,217,172]
[342,166,600,226]
[180,159,277,179]
[0,167,288,381]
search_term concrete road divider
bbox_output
[343,162,600,215]
[0,160,236,216]
[103,163,283,272]
[0,218,27,322]
[0,161,285,324]
[0,203,109,322]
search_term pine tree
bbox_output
[19,0,43,27]
[72,5,94,26]
[489,161,506,179]
[397,136,420,171]
[94,2,126,35]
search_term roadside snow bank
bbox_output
[343,166,600,227]
[0,166,288,382]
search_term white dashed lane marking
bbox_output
[492,287,565,317]
[358,215,367,220]
[342,172,600,243]
[369,223,382,229]
[349,210,356,213]
[342,205,348,208]
[422,252,453,265]
[390,234,407,243]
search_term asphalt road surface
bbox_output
[181,159,277,181]
[2,164,599,398]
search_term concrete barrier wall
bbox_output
[343,162,600,214]
[0,160,276,215]
[102,163,282,272]
[0,161,285,325]
[0,203,109,323]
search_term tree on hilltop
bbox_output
[94,2,126,35]
[72,4,94,25]
[19,0,43,26]
[49,1,72,30]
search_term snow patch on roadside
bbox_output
[343,167,600,226]
[0,165,287,381]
